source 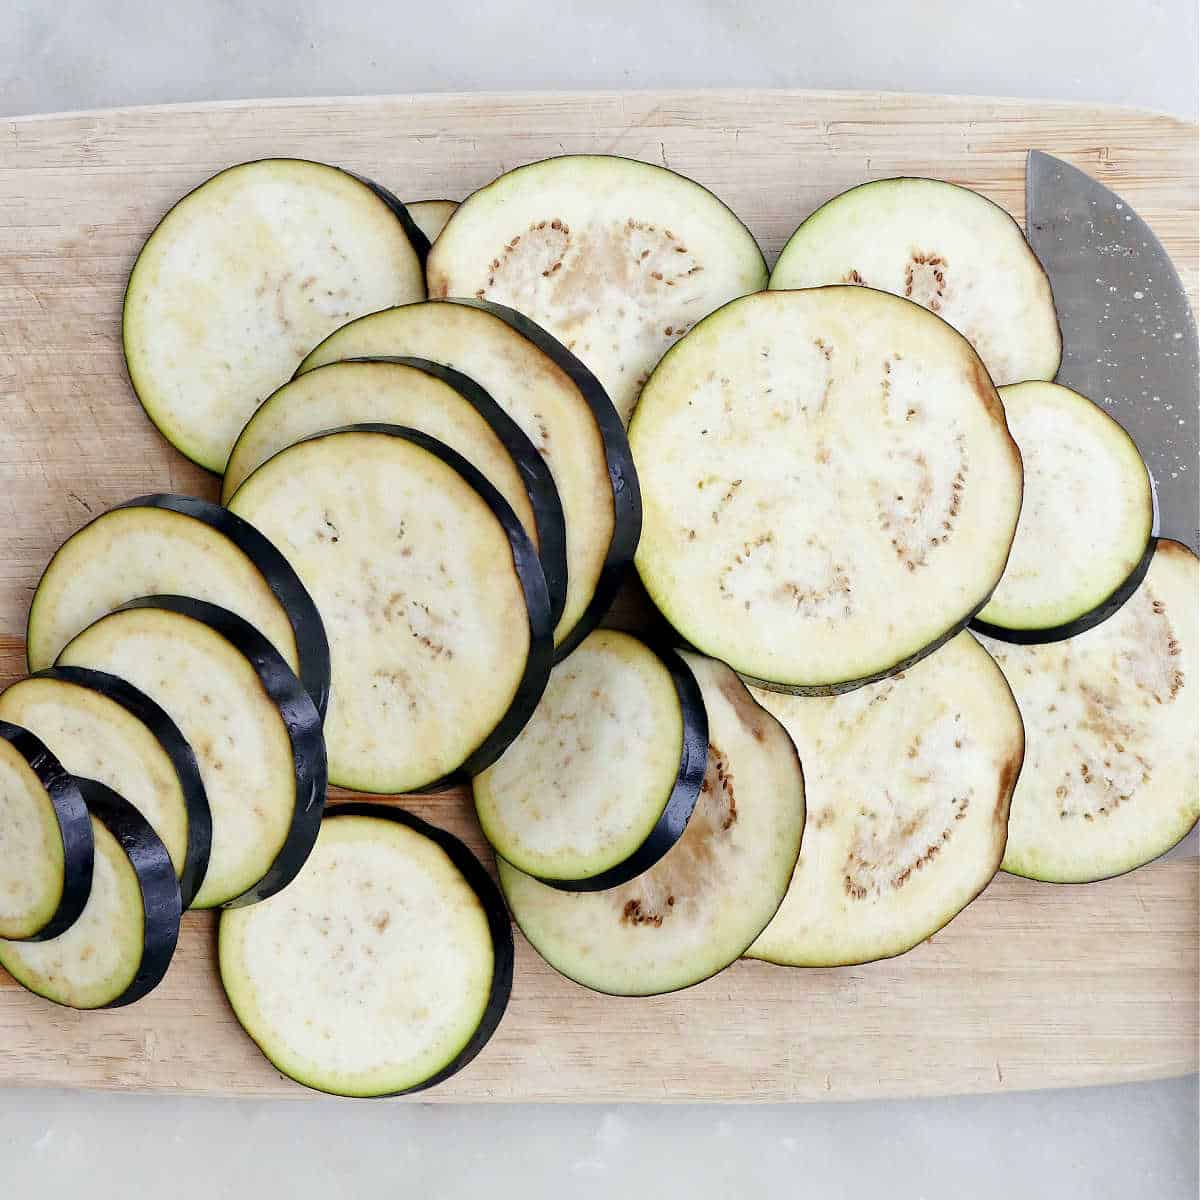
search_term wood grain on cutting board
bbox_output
[0,90,1196,1101]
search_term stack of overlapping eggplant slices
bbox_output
[1,157,1195,1097]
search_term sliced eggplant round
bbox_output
[221,356,567,632]
[499,653,804,996]
[746,631,1024,967]
[629,286,1023,694]
[57,597,326,909]
[0,668,211,909]
[474,631,707,889]
[0,778,181,1009]
[297,298,639,658]
[27,494,331,719]
[972,381,1154,639]
[123,158,426,471]
[0,722,92,942]
[228,425,552,794]
[406,199,458,246]
[769,177,1061,386]
[427,154,768,427]
[977,540,1198,883]
[219,804,513,1098]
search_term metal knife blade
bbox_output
[1026,150,1199,551]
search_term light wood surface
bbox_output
[0,90,1196,1101]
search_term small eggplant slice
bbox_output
[228,425,552,794]
[0,778,180,1009]
[219,804,513,1097]
[0,667,212,909]
[499,653,804,996]
[746,631,1024,967]
[57,597,326,909]
[27,494,331,720]
[405,199,459,247]
[475,631,707,889]
[123,158,426,471]
[0,721,92,942]
[977,540,1199,883]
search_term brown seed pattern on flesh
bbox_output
[614,743,736,929]
[903,251,949,314]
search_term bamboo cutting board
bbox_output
[0,90,1196,1102]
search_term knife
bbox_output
[1025,150,1199,552]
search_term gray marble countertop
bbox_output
[2,2,1197,1196]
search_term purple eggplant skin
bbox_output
[261,422,554,795]
[113,594,327,908]
[970,535,1156,645]
[0,720,93,942]
[30,666,213,910]
[72,777,182,1008]
[504,642,709,894]
[311,802,515,1098]
[435,298,642,662]
[331,355,569,633]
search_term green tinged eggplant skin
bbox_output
[340,356,568,632]
[27,666,213,910]
[0,721,93,942]
[525,646,708,893]
[115,596,326,907]
[443,300,642,661]
[351,175,433,263]
[71,778,182,1008]
[971,531,1156,645]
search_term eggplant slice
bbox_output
[123,158,426,471]
[0,722,92,942]
[977,540,1198,883]
[228,426,552,794]
[474,631,707,889]
[630,287,1023,694]
[297,298,638,658]
[746,632,1024,967]
[499,653,804,996]
[57,597,326,909]
[406,199,458,247]
[219,805,513,1098]
[0,668,211,909]
[221,357,567,632]
[27,494,331,720]
[427,154,768,427]
[0,779,181,1009]
[972,381,1153,639]
[769,177,1061,386]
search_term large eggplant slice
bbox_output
[219,804,513,1098]
[0,722,92,942]
[27,494,331,719]
[499,653,804,996]
[0,669,211,909]
[221,357,567,632]
[0,779,181,1009]
[474,631,707,889]
[746,632,1024,967]
[769,177,1061,386]
[972,381,1153,640]
[406,199,458,246]
[977,540,1198,883]
[297,298,638,658]
[629,287,1023,694]
[123,158,425,471]
[57,597,326,909]
[427,154,767,427]
[228,426,552,794]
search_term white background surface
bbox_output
[2,2,1197,1197]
